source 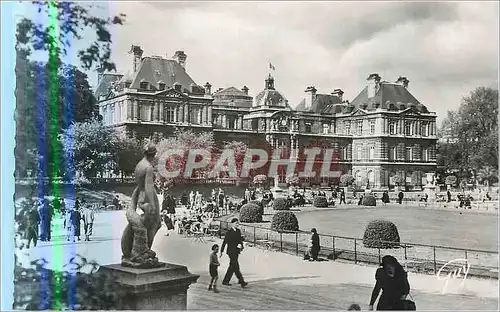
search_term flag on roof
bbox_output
[269,63,275,71]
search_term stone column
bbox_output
[134,100,139,120]
[174,106,178,123]
[222,115,227,128]
[198,108,202,124]
[207,106,212,125]
[184,104,189,123]
[127,100,132,120]
[205,105,209,124]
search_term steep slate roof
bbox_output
[213,87,253,108]
[95,73,123,99]
[296,94,343,113]
[350,83,429,113]
[129,57,196,91]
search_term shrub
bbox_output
[445,175,457,186]
[239,203,263,223]
[273,198,290,211]
[361,195,376,206]
[253,174,267,185]
[363,220,400,249]
[249,200,264,215]
[271,211,299,233]
[313,196,328,208]
[340,174,355,186]
[392,174,404,186]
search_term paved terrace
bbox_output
[17,211,498,310]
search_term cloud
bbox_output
[85,1,497,124]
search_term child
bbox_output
[208,244,220,293]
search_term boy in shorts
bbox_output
[208,244,220,293]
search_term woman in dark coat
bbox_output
[369,255,410,310]
[72,208,82,241]
[309,228,320,261]
[382,191,390,205]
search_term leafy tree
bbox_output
[16,1,125,72]
[438,87,498,180]
[155,129,215,184]
[285,174,300,186]
[445,175,457,186]
[114,136,144,177]
[219,141,248,178]
[340,174,354,186]
[477,166,498,188]
[391,174,404,186]
[59,119,117,179]
[253,174,268,185]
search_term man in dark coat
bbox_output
[220,218,248,288]
[397,191,404,204]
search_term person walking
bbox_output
[73,206,82,241]
[309,228,320,261]
[82,204,95,241]
[340,189,346,205]
[208,244,220,293]
[382,191,390,205]
[220,218,248,288]
[189,191,195,209]
[397,191,404,205]
[65,207,75,242]
[26,206,40,248]
[369,255,410,310]
[447,190,452,202]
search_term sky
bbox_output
[14,1,499,124]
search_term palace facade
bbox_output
[96,45,438,190]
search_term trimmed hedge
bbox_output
[361,195,377,206]
[271,211,299,233]
[363,220,400,249]
[273,198,290,211]
[239,203,263,223]
[249,200,264,215]
[313,196,328,208]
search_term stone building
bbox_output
[96,46,437,190]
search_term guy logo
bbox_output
[436,258,470,294]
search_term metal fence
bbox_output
[219,221,498,279]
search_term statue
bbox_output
[121,144,165,269]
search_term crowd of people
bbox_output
[18,196,98,248]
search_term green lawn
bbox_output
[293,205,498,251]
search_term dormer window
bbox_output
[305,122,312,133]
[158,82,166,91]
[140,81,148,90]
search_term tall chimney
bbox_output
[204,82,212,95]
[173,51,187,69]
[367,73,381,98]
[128,45,144,73]
[395,76,409,88]
[242,86,249,95]
[304,86,317,110]
[331,88,344,102]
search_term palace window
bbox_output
[421,122,428,136]
[345,122,351,135]
[110,105,115,124]
[158,83,166,91]
[342,146,348,160]
[305,122,312,133]
[422,148,429,161]
[357,121,363,135]
[323,124,329,134]
[391,146,397,160]
[369,146,375,160]
[140,82,148,89]
[405,122,412,136]
[331,121,336,133]
[357,146,362,160]
[370,120,375,134]
[165,107,175,123]
[389,121,396,135]
[406,147,413,161]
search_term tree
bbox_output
[220,141,248,178]
[16,1,125,72]
[114,136,144,177]
[438,87,498,181]
[391,174,404,186]
[59,119,117,179]
[445,175,457,186]
[340,174,354,186]
[155,129,215,184]
[285,174,300,186]
[477,166,498,188]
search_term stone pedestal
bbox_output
[423,185,439,202]
[99,263,199,310]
